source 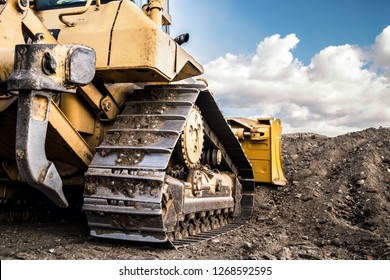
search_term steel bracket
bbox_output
[8,42,95,207]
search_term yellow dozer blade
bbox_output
[227,117,287,186]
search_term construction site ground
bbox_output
[1,127,389,260]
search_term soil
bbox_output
[1,127,389,260]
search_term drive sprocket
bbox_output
[178,106,204,169]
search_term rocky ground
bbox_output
[0,127,389,260]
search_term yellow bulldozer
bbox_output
[0,0,285,247]
[227,117,286,186]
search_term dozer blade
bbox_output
[270,119,287,186]
[227,117,287,186]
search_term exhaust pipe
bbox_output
[174,33,189,45]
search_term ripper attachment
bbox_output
[8,35,95,207]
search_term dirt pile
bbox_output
[0,127,389,260]
[254,127,390,260]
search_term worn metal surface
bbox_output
[83,85,254,245]
[77,84,122,121]
[15,90,68,208]
[8,43,95,93]
[0,48,14,83]
[49,100,94,166]
[37,0,203,82]
[178,106,204,169]
[7,42,96,207]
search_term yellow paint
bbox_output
[37,0,203,82]
[59,93,96,134]
[227,117,287,186]
[49,100,93,167]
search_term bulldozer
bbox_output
[227,117,286,186]
[0,0,256,247]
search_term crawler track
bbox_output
[83,84,254,247]
[170,222,245,249]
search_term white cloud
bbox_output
[204,27,390,136]
[373,26,390,72]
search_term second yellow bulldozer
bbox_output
[227,117,286,186]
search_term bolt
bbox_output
[33,33,45,44]
[102,100,112,111]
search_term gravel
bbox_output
[0,127,389,260]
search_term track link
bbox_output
[83,84,254,247]
[171,222,245,249]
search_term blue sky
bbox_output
[171,0,390,64]
[170,0,390,136]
